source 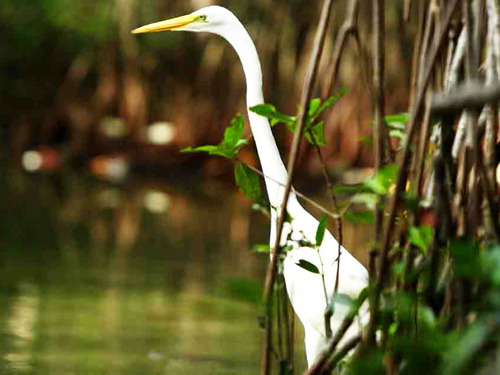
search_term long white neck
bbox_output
[218,21,294,209]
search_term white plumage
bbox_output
[133,6,368,366]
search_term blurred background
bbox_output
[0,0,408,373]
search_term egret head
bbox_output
[132,6,238,37]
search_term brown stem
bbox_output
[373,0,386,241]
[317,335,362,374]
[261,0,336,372]
[322,0,360,98]
[415,92,433,194]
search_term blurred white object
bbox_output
[143,190,171,213]
[146,122,176,145]
[21,151,43,172]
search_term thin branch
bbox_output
[322,0,360,97]
[261,0,336,372]
[415,92,433,194]
[239,160,342,221]
[431,82,500,113]
[317,334,362,374]
[373,0,386,241]
[305,292,367,374]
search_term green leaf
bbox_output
[442,317,492,375]
[298,239,315,248]
[252,244,271,253]
[181,146,211,153]
[223,114,245,147]
[181,115,249,159]
[316,89,345,117]
[480,246,500,286]
[363,164,398,195]
[234,162,261,201]
[315,214,327,246]
[250,104,296,125]
[305,121,327,146]
[308,98,322,118]
[181,145,235,158]
[344,209,375,224]
[449,239,480,278]
[409,226,434,254]
[295,259,320,274]
[385,112,410,125]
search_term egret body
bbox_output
[133,6,368,366]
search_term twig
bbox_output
[485,13,499,191]
[373,0,386,241]
[445,29,467,92]
[478,147,500,242]
[418,0,438,89]
[486,0,500,76]
[415,92,433,193]
[317,334,362,374]
[305,292,367,374]
[404,0,412,22]
[310,144,342,335]
[261,0,336,372]
[431,83,500,113]
[322,0,360,97]
[239,160,342,221]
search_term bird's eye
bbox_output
[198,15,207,21]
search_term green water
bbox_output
[0,169,275,374]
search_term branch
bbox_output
[322,0,360,97]
[431,82,500,114]
[305,292,367,374]
[261,0,336,372]
[373,0,386,241]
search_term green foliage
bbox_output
[441,317,493,375]
[249,104,296,127]
[409,226,434,255]
[315,214,327,246]
[234,162,261,201]
[252,244,271,253]
[449,239,480,278]
[363,164,399,195]
[481,246,500,286]
[332,164,398,223]
[385,113,410,125]
[385,112,409,147]
[43,0,114,41]
[182,114,248,159]
[295,259,320,274]
[250,91,345,147]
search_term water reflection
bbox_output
[0,169,269,374]
[0,168,372,373]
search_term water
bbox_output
[0,168,372,374]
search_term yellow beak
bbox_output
[132,14,198,34]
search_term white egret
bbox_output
[133,6,368,366]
